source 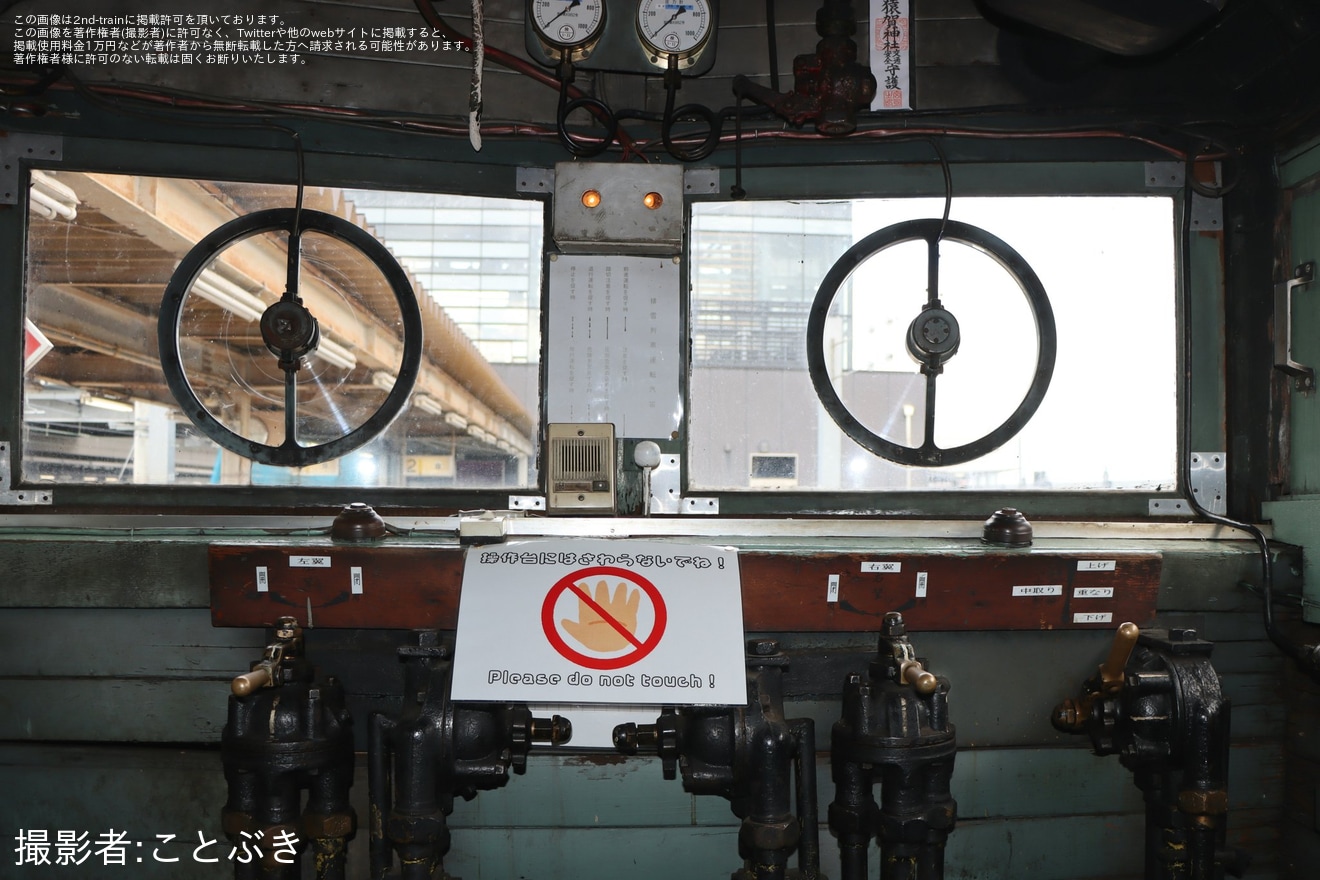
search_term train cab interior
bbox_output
[4,0,1320,878]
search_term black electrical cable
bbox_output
[659,59,720,162]
[290,129,304,239]
[1186,136,1242,198]
[556,73,616,158]
[731,96,747,200]
[1178,164,1320,679]
[928,137,952,241]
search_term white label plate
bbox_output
[1012,585,1062,597]
[861,561,902,573]
[1074,587,1114,599]
[290,555,331,568]
[1074,612,1114,624]
[1077,560,1117,572]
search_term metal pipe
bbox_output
[367,712,393,880]
[790,718,821,880]
[830,754,872,880]
[306,764,353,880]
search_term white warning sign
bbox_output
[452,539,745,705]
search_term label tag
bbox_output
[351,567,364,595]
[861,561,902,573]
[1074,612,1114,624]
[1012,585,1062,597]
[1074,587,1114,599]
[255,566,268,593]
[916,571,928,598]
[1077,560,1117,572]
[290,555,331,568]
[827,574,840,603]
[453,539,746,705]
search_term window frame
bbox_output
[1,130,1222,519]
[677,161,1219,519]
[5,132,557,513]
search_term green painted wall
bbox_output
[0,535,1293,880]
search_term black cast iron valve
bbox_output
[613,640,821,880]
[829,612,957,880]
[367,631,571,880]
[222,617,356,880]
[732,0,876,135]
[1053,623,1250,880]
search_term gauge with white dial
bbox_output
[529,0,606,50]
[636,0,713,65]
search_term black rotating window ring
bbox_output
[158,208,424,467]
[556,51,616,158]
[660,56,719,162]
[806,219,1057,468]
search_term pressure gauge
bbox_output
[528,0,606,53]
[636,0,714,68]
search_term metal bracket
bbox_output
[683,168,720,196]
[508,495,546,511]
[681,496,720,515]
[1143,160,1222,230]
[0,442,52,505]
[1189,452,1226,516]
[0,133,63,204]
[1190,192,1222,231]
[1275,262,1315,392]
[1148,498,1192,517]
[515,166,554,195]
[1144,161,1185,189]
[649,454,681,515]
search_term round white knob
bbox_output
[634,440,662,469]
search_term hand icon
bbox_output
[561,580,640,652]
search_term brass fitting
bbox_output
[230,616,303,696]
[1177,788,1228,817]
[900,659,938,695]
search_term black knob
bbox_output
[982,508,1033,546]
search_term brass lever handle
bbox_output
[229,617,300,697]
[901,660,938,695]
[231,665,272,697]
[1052,621,1140,732]
[1099,621,1140,693]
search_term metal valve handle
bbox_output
[159,208,423,468]
[230,616,303,696]
[807,219,1057,467]
[1052,621,1140,731]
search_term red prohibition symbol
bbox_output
[541,566,668,670]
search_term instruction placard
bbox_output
[452,539,745,704]
[545,254,682,437]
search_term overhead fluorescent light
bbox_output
[81,393,134,413]
[311,336,357,371]
[29,170,79,221]
[371,371,397,392]
[413,394,444,417]
[192,269,267,323]
[443,412,468,430]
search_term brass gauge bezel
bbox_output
[528,0,607,58]
[636,0,714,69]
